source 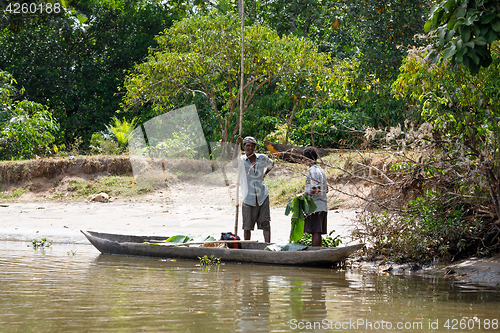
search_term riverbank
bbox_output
[1,156,499,290]
[348,254,500,289]
[2,195,500,289]
[0,177,360,244]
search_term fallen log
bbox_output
[264,140,334,163]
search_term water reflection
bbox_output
[0,241,499,333]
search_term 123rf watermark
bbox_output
[290,318,498,331]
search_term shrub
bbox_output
[353,191,485,262]
[106,116,137,148]
[0,100,59,160]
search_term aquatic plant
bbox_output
[198,255,220,268]
[31,238,52,249]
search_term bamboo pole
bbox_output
[234,0,245,236]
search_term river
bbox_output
[0,241,499,333]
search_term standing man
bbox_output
[233,135,274,243]
[303,147,328,247]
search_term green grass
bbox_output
[64,175,153,200]
[266,176,305,206]
[0,188,25,200]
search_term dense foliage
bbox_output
[0,70,59,159]
[353,25,500,261]
[122,12,343,144]
[0,0,432,153]
[245,0,432,80]
[424,0,500,73]
[0,0,183,145]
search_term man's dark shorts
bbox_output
[242,196,271,231]
[304,211,327,234]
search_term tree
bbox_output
[0,0,69,31]
[393,45,500,223]
[122,13,336,144]
[0,70,59,160]
[244,0,432,81]
[424,0,500,73]
[0,0,184,145]
[239,0,431,135]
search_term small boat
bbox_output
[81,230,364,267]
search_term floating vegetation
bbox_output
[31,238,52,249]
[198,254,220,268]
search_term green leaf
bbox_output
[472,36,487,45]
[456,45,467,62]
[453,17,465,29]
[481,14,496,24]
[480,26,489,37]
[455,7,466,18]
[467,48,480,65]
[461,26,471,42]
[471,24,481,36]
[464,10,479,26]
[443,45,456,61]
[191,235,217,242]
[431,10,440,27]
[285,197,293,215]
[444,0,455,13]
[485,29,498,43]
[438,28,447,44]
[424,20,432,33]
[464,41,475,48]
[77,14,88,24]
[492,19,500,32]
[166,235,192,243]
[463,53,470,68]
[475,45,489,58]
[468,59,480,73]
[446,20,458,30]
[289,218,305,243]
[445,29,455,42]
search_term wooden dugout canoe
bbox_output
[81,230,364,267]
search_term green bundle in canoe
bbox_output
[285,194,317,243]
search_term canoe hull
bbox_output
[81,230,364,267]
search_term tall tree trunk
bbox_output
[286,98,300,144]
[290,2,296,34]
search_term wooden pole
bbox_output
[234,0,245,236]
[148,240,258,246]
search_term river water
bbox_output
[0,241,499,333]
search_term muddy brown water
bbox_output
[1,241,499,333]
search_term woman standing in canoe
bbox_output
[303,147,328,247]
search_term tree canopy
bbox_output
[123,12,348,144]
[0,0,183,143]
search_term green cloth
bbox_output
[284,194,317,243]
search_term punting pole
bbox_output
[234,0,245,236]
